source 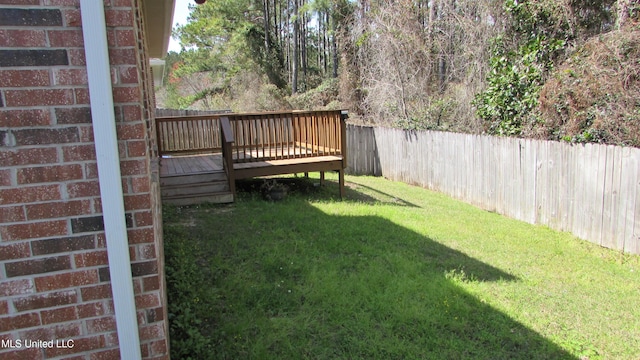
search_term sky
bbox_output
[168,1,193,53]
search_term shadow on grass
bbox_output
[236,175,419,207]
[166,179,576,360]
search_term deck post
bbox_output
[220,117,236,200]
[339,111,348,200]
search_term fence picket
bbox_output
[346,124,640,254]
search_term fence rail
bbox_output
[346,125,640,254]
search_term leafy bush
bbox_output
[474,36,564,136]
[474,0,569,136]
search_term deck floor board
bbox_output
[160,154,224,177]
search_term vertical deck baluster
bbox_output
[207,118,212,150]
[160,121,167,154]
[331,111,336,154]
[238,117,244,161]
[246,115,252,160]
[322,111,327,155]
[251,115,258,160]
[187,119,194,150]
[317,112,323,155]
[287,114,292,159]
[195,119,201,150]
[302,114,306,157]
[173,120,180,152]
[334,111,339,155]
[333,111,339,155]
[272,114,278,159]
[213,117,220,151]
[244,115,250,161]
[288,114,293,159]
[197,119,204,150]
[257,116,263,159]
[182,120,188,152]
[245,115,251,160]
[263,114,268,159]
[317,112,322,155]
[234,118,240,162]
[190,119,196,150]
[283,114,289,159]
[203,118,208,150]
[327,112,332,155]
[273,114,277,159]
[294,113,300,158]
[184,119,190,150]
[256,115,262,159]
[247,115,253,161]
[203,118,209,150]
[166,121,173,152]
[289,115,294,158]
[330,111,335,155]
[280,113,285,159]
[233,117,239,160]
[205,118,210,151]
[313,112,318,156]
[168,121,174,152]
[181,119,187,151]
[274,114,278,159]
[320,112,326,155]
[303,113,309,156]
[193,119,199,151]
[287,115,298,158]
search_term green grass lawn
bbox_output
[163,174,640,360]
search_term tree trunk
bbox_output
[331,27,338,78]
[264,0,270,53]
[617,0,631,29]
[292,0,299,93]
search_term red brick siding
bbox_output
[0,0,168,359]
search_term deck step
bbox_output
[160,171,226,187]
[162,192,234,205]
[160,169,233,205]
[161,181,229,198]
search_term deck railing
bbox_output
[156,110,347,159]
[225,110,347,163]
[219,110,347,200]
[156,115,222,156]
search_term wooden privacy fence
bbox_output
[347,125,640,254]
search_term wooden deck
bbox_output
[159,154,231,205]
[156,110,348,205]
[160,153,223,177]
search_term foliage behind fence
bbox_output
[346,125,639,254]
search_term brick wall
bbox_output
[0,1,168,359]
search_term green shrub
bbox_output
[473,35,564,136]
